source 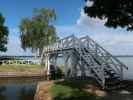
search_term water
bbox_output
[117,57,133,80]
[57,56,133,80]
[0,57,132,100]
[0,77,45,100]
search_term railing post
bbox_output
[102,63,105,88]
[120,67,123,80]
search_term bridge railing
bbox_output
[40,35,128,87]
[41,35,76,54]
[41,35,127,69]
[79,36,128,79]
[73,37,105,86]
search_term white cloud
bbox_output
[56,8,133,55]
[77,9,106,28]
[86,0,94,7]
[56,25,133,55]
[56,25,89,38]
[3,25,133,55]
[74,7,133,55]
[1,28,32,56]
[2,6,133,55]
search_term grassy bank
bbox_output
[36,80,133,100]
[0,64,43,72]
[50,80,104,100]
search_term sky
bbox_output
[0,0,133,55]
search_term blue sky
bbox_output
[0,0,133,55]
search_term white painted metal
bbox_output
[41,35,128,88]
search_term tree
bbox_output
[0,13,8,52]
[19,8,58,55]
[84,0,133,31]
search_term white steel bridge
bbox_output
[41,35,128,89]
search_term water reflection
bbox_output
[0,77,45,100]
[0,86,6,100]
[18,87,35,100]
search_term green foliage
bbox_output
[19,8,58,53]
[84,0,133,31]
[0,13,9,52]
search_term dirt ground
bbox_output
[34,81,53,100]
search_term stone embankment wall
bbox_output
[34,81,53,100]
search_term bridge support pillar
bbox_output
[63,50,79,78]
[44,54,58,76]
[49,54,58,70]
[44,54,50,75]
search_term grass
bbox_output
[50,80,103,100]
[0,64,43,72]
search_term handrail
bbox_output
[86,36,128,70]
[74,37,105,86]
[41,35,128,70]
[41,35,128,87]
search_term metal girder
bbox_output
[41,35,128,88]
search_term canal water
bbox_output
[0,56,133,100]
[117,56,133,80]
[0,77,45,100]
[57,56,133,80]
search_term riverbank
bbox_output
[34,80,133,100]
[34,80,106,100]
[0,64,45,77]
